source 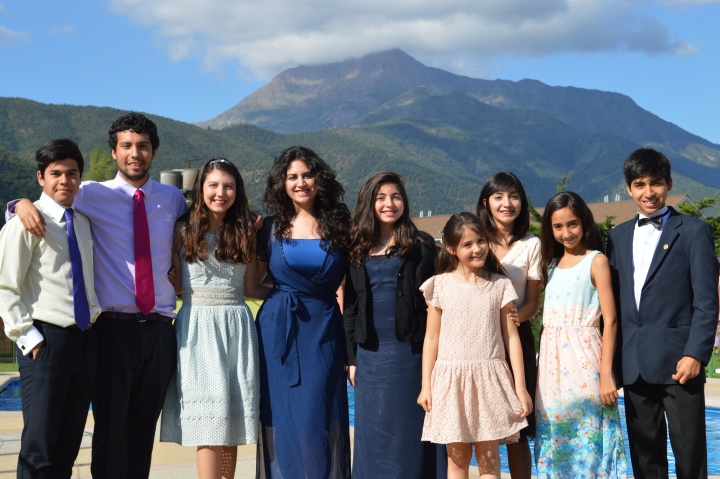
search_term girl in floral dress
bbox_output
[535,192,627,478]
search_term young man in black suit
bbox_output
[607,148,719,479]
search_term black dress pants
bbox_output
[624,377,707,479]
[90,317,176,479]
[17,321,96,479]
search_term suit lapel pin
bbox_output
[663,244,668,250]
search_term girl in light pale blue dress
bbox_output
[160,158,269,479]
[535,192,627,478]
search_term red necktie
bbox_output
[133,189,155,315]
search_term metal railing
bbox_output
[0,330,18,372]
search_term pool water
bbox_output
[0,378,22,411]
[347,383,720,476]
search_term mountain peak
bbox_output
[198,49,451,132]
[196,49,716,164]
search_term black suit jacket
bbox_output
[343,232,438,365]
[606,207,719,385]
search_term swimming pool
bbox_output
[0,378,22,411]
[347,383,720,476]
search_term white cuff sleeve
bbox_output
[16,326,44,356]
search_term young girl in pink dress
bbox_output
[418,212,532,479]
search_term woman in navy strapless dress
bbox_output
[255,146,351,478]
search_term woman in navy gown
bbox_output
[255,146,351,478]
[344,172,446,478]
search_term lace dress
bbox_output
[419,272,527,444]
[160,234,260,446]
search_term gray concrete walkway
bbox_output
[1,373,719,478]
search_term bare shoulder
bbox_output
[591,252,612,281]
[592,252,609,266]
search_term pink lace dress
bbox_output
[419,272,527,444]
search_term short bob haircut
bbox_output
[36,138,84,177]
[622,148,672,186]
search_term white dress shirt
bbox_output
[0,193,101,354]
[632,206,669,309]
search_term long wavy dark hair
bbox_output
[539,191,604,284]
[263,146,350,252]
[348,172,424,265]
[439,212,506,276]
[476,172,530,246]
[182,158,255,264]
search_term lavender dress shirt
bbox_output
[76,175,187,317]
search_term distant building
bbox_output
[413,195,696,243]
[535,194,696,226]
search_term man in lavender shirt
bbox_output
[11,112,187,479]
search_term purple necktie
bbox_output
[133,189,155,315]
[65,208,90,330]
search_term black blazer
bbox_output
[344,232,438,365]
[607,207,719,385]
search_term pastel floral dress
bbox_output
[535,251,627,478]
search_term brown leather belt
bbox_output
[98,311,173,323]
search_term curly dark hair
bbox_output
[539,191,604,284]
[348,172,423,265]
[439,212,506,276]
[476,172,530,246]
[182,158,255,264]
[108,112,160,152]
[263,146,349,251]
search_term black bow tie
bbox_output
[637,210,669,230]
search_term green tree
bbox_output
[556,171,573,193]
[677,196,720,255]
[529,171,574,236]
[83,146,116,182]
[528,201,542,237]
[0,148,39,227]
[596,215,616,249]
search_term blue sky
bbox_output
[1,0,719,144]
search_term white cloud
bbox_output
[0,24,28,46]
[107,0,703,79]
